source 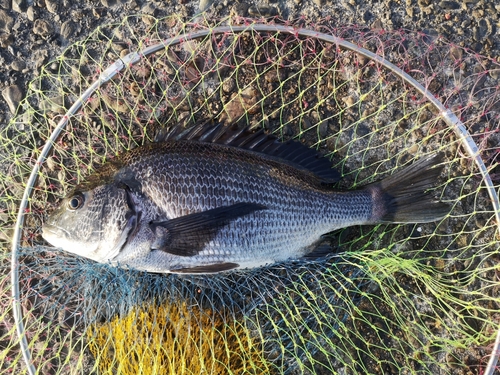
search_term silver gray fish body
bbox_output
[42,125,448,274]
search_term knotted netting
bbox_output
[1,15,500,375]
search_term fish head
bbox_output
[42,183,139,263]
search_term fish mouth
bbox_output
[41,223,71,244]
[41,222,100,256]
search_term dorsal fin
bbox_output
[158,122,341,184]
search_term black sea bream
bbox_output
[42,124,449,274]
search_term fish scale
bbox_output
[99,144,380,268]
[42,124,449,274]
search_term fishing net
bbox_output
[2,15,500,375]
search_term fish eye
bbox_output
[67,193,85,211]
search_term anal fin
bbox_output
[171,262,239,274]
[302,242,335,260]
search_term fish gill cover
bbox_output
[1,14,500,375]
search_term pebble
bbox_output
[101,0,120,7]
[142,14,156,27]
[0,9,13,32]
[470,42,482,53]
[0,33,13,48]
[61,20,75,39]
[248,5,278,17]
[407,144,419,155]
[371,19,383,30]
[70,9,84,20]
[57,170,65,183]
[342,95,356,107]
[27,5,37,21]
[319,119,329,138]
[2,84,23,114]
[282,124,294,136]
[119,48,129,58]
[33,48,49,69]
[45,0,59,14]
[232,2,249,16]
[11,60,26,71]
[264,70,281,83]
[489,69,500,80]
[301,115,312,129]
[473,18,492,41]
[438,1,460,10]
[0,227,13,242]
[46,156,57,171]
[112,42,127,52]
[129,0,139,9]
[141,3,157,15]
[449,46,462,60]
[92,7,106,18]
[222,77,235,93]
[40,94,66,114]
[12,0,27,13]
[471,9,484,19]
[33,19,54,38]
[199,0,213,12]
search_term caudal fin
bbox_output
[366,154,449,223]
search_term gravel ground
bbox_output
[0,0,498,125]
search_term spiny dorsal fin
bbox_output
[158,122,341,184]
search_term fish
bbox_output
[41,123,449,274]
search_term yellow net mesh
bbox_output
[1,15,499,374]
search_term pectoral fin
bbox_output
[150,202,266,256]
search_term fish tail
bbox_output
[365,154,449,223]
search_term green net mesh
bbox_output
[1,15,500,374]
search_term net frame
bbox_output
[7,20,500,374]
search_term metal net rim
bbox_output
[9,21,500,375]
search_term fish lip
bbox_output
[42,223,71,240]
[42,221,103,256]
